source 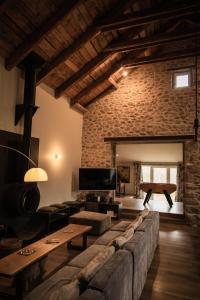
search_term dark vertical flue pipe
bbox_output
[21,61,37,175]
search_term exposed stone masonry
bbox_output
[82,57,200,226]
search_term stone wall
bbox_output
[82,57,200,226]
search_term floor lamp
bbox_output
[0,144,48,229]
[0,144,48,182]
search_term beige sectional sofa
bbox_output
[25,210,159,300]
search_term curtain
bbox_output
[133,161,141,198]
[177,163,183,202]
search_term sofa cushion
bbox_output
[38,206,59,212]
[78,246,115,282]
[94,230,122,246]
[110,221,132,232]
[127,215,143,231]
[68,245,108,269]
[89,250,132,300]
[139,208,149,219]
[50,203,68,209]
[24,266,81,300]
[47,280,79,300]
[112,227,134,249]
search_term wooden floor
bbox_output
[141,223,200,300]
[44,221,200,300]
[116,196,184,215]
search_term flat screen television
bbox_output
[79,168,117,191]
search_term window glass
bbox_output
[141,165,151,182]
[173,70,191,88]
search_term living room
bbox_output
[0,0,200,299]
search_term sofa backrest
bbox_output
[123,230,148,300]
[88,250,133,300]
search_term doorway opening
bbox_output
[115,143,184,215]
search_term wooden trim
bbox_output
[104,135,195,143]
[5,0,82,70]
[70,64,122,105]
[124,48,200,68]
[141,162,183,166]
[98,3,200,32]
[105,28,200,53]
[0,0,17,15]
[73,103,88,114]
[108,76,119,89]
[36,0,136,84]
[53,52,110,96]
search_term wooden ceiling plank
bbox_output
[36,0,137,83]
[124,47,200,67]
[54,52,110,97]
[5,0,82,70]
[0,0,17,15]
[70,63,122,105]
[105,27,200,52]
[99,3,200,32]
[53,26,143,97]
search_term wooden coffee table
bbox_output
[0,224,92,299]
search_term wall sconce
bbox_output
[122,70,128,77]
[54,153,62,160]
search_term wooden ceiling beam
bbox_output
[70,64,123,105]
[98,3,200,32]
[54,26,144,98]
[105,27,200,52]
[36,0,137,84]
[123,47,200,67]
[0,0,17,15]
[85,85,117,108]
[5,0,82,70]
[47,52,110,94]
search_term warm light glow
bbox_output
[122,70,128,77]
[24,168,48,182]
[54,153,62,160]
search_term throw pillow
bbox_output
[48,280,80,300]
[78,246,115,282]
[139,208,149,219]
[112,227,134,249]
[127,215,143,231]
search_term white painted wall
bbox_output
[0,58,83,207]
[32,86,83,206]
[116,143,183,163]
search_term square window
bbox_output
[172,70,192,89]
[176,74,189,88]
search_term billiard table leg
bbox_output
[143,189,152,206]
[163,190,173,207]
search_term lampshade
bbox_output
[24,168,48,182]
